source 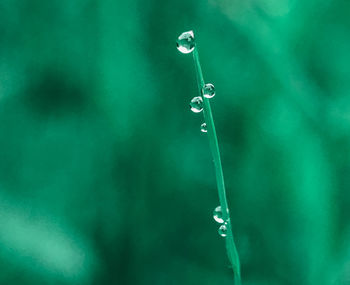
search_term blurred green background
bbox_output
[1,0,350,284]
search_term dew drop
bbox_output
[176,31,195,54]
[213,206,224,223]
[190,96,203,113]
[218,223,228,237]
[202,83,215,99]
[200,123,207,133]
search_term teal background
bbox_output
[1,0,350,284]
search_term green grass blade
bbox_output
[193,48,242,285]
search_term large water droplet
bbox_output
[218,223,228,237]
[202,83,215,99]
[213,206,224,223]
[200,123,207,133]
[176,31,195,54]
[190,96,203,113]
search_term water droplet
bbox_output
[190,96,203,113]
[200,123,207,133]
[213,206,224,223]
[176,31,195,54]
[202,83,215,99]
[218,223,228,237]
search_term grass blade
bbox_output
[193,45,242,285]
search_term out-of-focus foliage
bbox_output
[0,0,350,284]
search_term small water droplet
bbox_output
[218,223,228,237]
[213,206,224,223]
[200,123,207,133]
[190,96,203,113]
[202,83,215,99]
[176,31,195,54]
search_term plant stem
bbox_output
[193,48,242,285]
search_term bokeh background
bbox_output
[1,0,350,284]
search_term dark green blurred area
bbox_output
[1,0,350,284]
